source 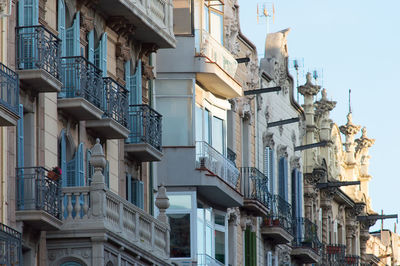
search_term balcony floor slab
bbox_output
[291,247,321,264]
[125,143,163,162]
[241,199,270,218]
[16,210,62,231]
[17,69,62,93]
[58,98,103,121]
[0,104,19,126]
[261,226,294,245]
[86,118,129,139]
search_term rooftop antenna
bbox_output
[381,209,384,232]
[257,2,275,57]
[289,58,304,102]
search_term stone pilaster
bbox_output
[315,89,336,141]
[320,188,336,244]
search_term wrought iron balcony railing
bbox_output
[323,244,346,265]
[16,25,61,79]
[126,104,162,151]
[16,167,62,219]
[264,194,292,232]
[344,255,360,266]
[0,223,22,266]
[103,77,128,127]
[60,56,104,110]
[196,141,240,189]
[197,253,224,266]
[292,217,322,255]
[0,62,19,115]
[227,147,237,166]
[240,167,272,209]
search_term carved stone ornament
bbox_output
[353,202,366,216]
[320,187,337,202]
[240,214,255,231]
[80,11,94,34]
[228,207,241,226]
[256,95,263,111]
[142,61,155,81]
[264,105,270,121]
[355,127,375,152]
[238,98,253,123]
[277,246,291,265]
[107,16,135,39]
[263,132,275,149]
[312,167,327,182]
[304,173,320,186]
[224,0,240,56]
[140,43,159,58]
[277,144,288,158]
[116,43,131,62]
[278,124,284,136]
[229,99,238,113]
[298,72,321,97]
[340,112,361,137]
[315,88,337,119]
[290,156,301,169]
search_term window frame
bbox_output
[203,1,224,44]
[172,0,195,36]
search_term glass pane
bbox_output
[169,195,192,210]
[212,116,224,154]
[215,230,225,264]
[203,5,209,32]
[168,213,191,258]
[205,208,212,223]
[195,106,203,142]
[215,214,225,226]
[197,215,205,255]
[206,224,212,256]
[173,0,192,34]
[210,11,223,44]
[204,109,210,144]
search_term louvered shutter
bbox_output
[66,155,75,187]
[18,0,24,26]
[60,130,67,187]
[269,149,274,194]
[76,143,84,186]
[133,180,144,209]
[87,30,94,63]
[283,157,288,202]
[130,60,142,105]
[86,149,94,185]
[100,32,107,77]
[278,157,285,199]
[20,0,38,26]
[245,228,250,266]
[126,174,132,203]
[297,170,303,218]
[66,12,80,57]
[250,231,256,266]
[17,105,24,208]
[58,0,66,57]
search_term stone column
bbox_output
[320,188,336,244]
[339,113,361,165]
[228,208,240,266]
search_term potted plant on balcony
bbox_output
[47,166,61,181]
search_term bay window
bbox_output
[204,1,224,44]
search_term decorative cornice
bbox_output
[140,43,159,58]
[340,112,361,136]
[107,16,136,40]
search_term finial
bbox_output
[155,184,170,223]
[321,88,327,100]
[361,127,367,138]
[306,72,312,83]
[349,89,352,114]
[90,138,106,184]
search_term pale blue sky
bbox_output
[238,0,399,231]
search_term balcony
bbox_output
[323,244,346,265]
[158,143,242,208]
[46,185,170,265]
[291,218,322,264]
[0,62,19,126]
[16,167,62,231]
[58,56,104,120]
[240,167,272,217]
[195,30,242,99]
[344,255,360,266]
[86,77,129,139]
[16,25,62,93]
[197,254,224,266]
[261,195,293,245]
[94,0,175,48]
[125,104,163,162]
[0,223,22,266]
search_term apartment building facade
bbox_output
[0,0,176,265]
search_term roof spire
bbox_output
[349,89,352,114]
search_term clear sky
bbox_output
[238,0,400,231]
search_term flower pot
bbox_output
[47,171,60,181]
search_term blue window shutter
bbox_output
[17,105,24,168]
[18,0,24,26]
[77,143,84,186]
[283,157,288,202]
[297,171,303,218]
[125,60,131,93]
[88,30,94,63]
[133,180,144,209]
[66,155,76,186]
[60,130,67,187]
[270,149,274,194]
[99,33,107,77]
[126,174,132,203]
[58,0,66,57]
[66,12,80,57]
[130,60,142,105]
[86,149,94,185]
[278,157,285,198]
[291,169,297,218]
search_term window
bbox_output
[204,109,211,144]
[173,0,193,35]
[195,105,203,142]
[204,2,224,44]
[212,116,224,154]
[165,192,194,259]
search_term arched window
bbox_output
[61,262,83,266]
